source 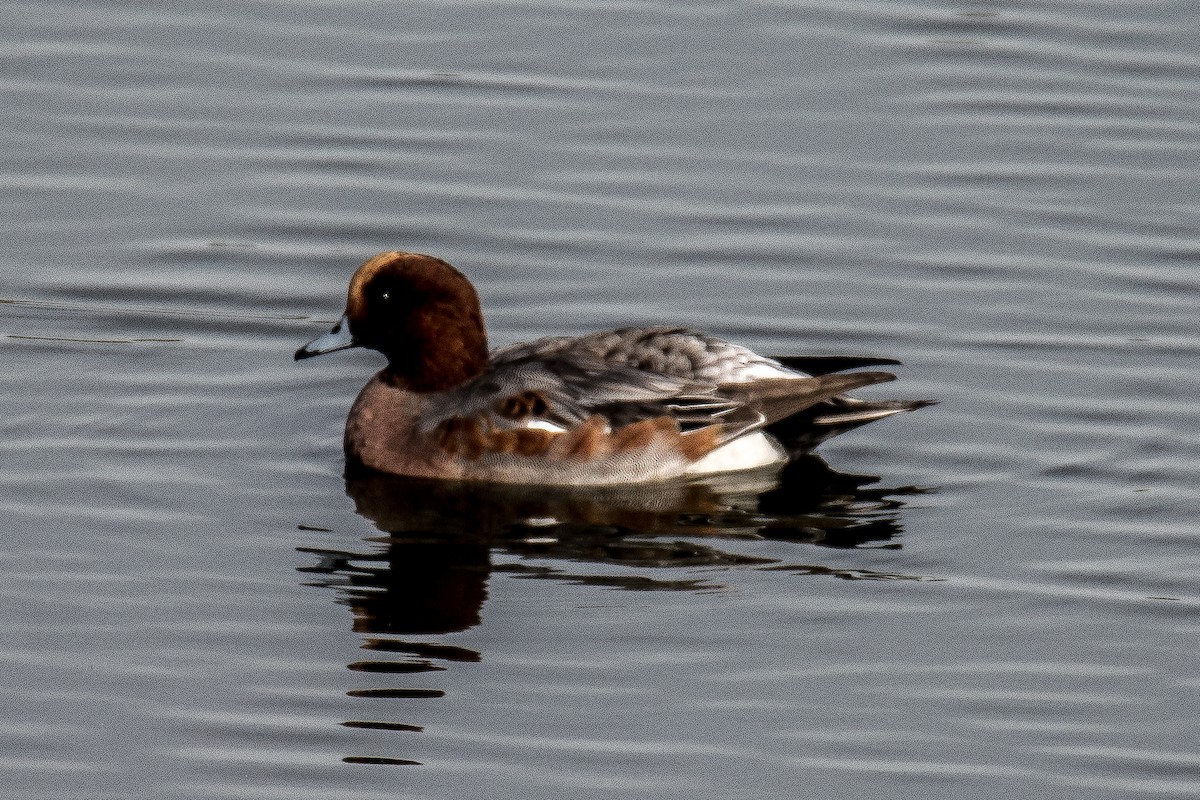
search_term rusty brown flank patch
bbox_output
[511,428,555,456]
[559,416,609,460]
[677,424,721,460]
[438,415,558,460]
[611,417,676,451]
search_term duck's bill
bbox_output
[295,314,356,360]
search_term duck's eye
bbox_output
[379,291,391,303]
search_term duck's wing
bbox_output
[425,350,743,434]
[489,328,932,453]
[425,344,897,449]
[410,351,743,469]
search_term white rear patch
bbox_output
[684,432,787,476]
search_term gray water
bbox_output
[3,2,1199,798]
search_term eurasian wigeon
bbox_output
[296,251,932,485]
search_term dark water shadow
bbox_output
[296,456,932,765]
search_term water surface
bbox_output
[2,2,1199,798]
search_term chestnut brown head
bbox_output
[295,252,489,392]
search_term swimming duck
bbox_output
[296,251,931,485]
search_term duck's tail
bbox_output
[766,356,936,453]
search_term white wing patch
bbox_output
[521,418,568,433]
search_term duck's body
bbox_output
[296,252,931,486]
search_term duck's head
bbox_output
[295,251,489,392]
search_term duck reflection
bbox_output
[300,455,923,637]
[298,456,927,765]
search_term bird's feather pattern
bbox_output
[417,328,899,456]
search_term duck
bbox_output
[295,251,932,485]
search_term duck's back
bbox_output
[491,326,795,385]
